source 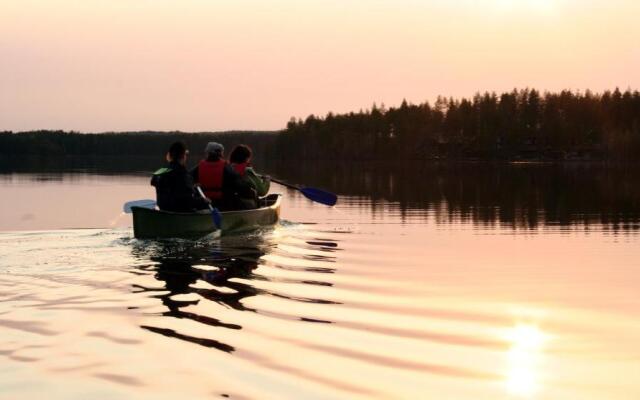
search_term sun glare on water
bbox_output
[503,323,549,397]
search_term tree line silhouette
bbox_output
[0,130,277,159]
[1,88,639,162]
[279,88,640,161]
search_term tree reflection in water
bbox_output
[265,161,640,231]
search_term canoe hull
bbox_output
[132,194,281,239]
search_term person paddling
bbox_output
[151,141,210,212]
[191,142,254,210]
[228,144,270,209]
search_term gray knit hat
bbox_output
[205,142,224,154]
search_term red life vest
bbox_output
[198,160,225,199]
[232,162,248,177]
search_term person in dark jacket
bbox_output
[191,142,255,210]
[151,141,210,212]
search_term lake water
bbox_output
[1,162,639,399]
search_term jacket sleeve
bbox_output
[245,168,270,197]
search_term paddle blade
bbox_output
[196,185,222,228]
[211,207,222,229]
[123,199,156,213]
[300,187,338,206]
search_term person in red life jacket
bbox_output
[150,141,211,212]
[191,142,255,210]
[228,144,271,209]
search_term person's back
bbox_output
[196,158,226,202]
[151,141,209,212]
[228,144,270,209]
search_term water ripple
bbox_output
[1,211,639,400]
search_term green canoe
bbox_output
[131,194,281,239]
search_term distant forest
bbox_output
[280,88,640,161]
[0,130,277,159]
[1,88,639,162]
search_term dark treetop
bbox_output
[278,88,640,162]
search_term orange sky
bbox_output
[1,0,638,132]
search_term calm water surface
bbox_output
[1,163,639,399]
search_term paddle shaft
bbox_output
[262,175,337,206]
[268,176,300,190]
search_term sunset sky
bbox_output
[1,0,639,132]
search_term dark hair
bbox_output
[168,141,187,161]
[228,144,252,164]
